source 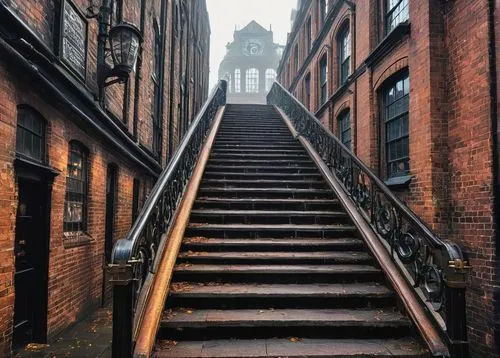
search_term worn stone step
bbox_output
[209,154,309,161]
[153,338,429,358]
[161,308,410,329]
[202,172,324,181]
[177,251,372,264]
[186,223,357,239]
[200,179,327,189]
[207,159,313,167]
[212,144,303,150]
[189,209,349,225]
[197,187,332,200]
[204,165,318,174]
[169,282,391,299]
[182,237,364,252]
[193,198,341,211]
[172,264,382,284]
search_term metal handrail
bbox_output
[109,80,226,358]
[267,81,470,357]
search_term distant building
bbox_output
[218,21,283,104]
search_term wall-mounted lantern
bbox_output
[108,22,142,78]
[85,0,143,103]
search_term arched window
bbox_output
[319,54,328,105]
[382,71,410,179]
[338,23,351,85]
[337,110,351,149]
[234,69,241,93]
[16,105,46,163]
[265,69,276,92]
[64,141,89,232]
[246,68,259,93]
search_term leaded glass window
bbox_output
[16,106,46,163]
[64,142,88,232]
[338,110,351,150]
[383,72,410,178]
[386,0,409,34]
[246,68,259,93]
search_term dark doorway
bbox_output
[14,179,49,347]
[105,164,117,263]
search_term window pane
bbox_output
[16,107,45,162]
[384,73,409,178]
[64,143,88,232]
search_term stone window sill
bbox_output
[63,231,93,249]
[384,174,411,189]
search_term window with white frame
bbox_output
[246,68,259,93]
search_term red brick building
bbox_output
[278,0,499,356]
[0,0,209,355]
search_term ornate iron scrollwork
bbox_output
[110,80,226,318]
[267,81,470,349]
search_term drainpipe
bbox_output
[132,0,147,139]
[341,0,356,153]
[487,0,500,353]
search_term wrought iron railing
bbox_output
[109,80,226,358]
[267,81,470,357]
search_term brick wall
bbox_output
[0,0,210,355]
[278,0,498,356]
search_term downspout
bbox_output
[168,0,176,160]
[158,0,168,163]
[132,0,146,139]
[488,0,500,354]
[342,0,356,153]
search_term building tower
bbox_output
[218,21,283,104]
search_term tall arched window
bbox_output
[234,69,241,93]
[338,23,351,85]
[382,71,410,179]
[246,68,259,93]
[319,54,328,105]
[16,106,46,163]
[64,141,89,232]
[265,69,276,92]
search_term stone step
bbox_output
[177,251,372,264]
[193,198,341,211]
[189,209,349,225]
[202,172,324,181]
[186,223,357,239]
[153,338,428,358]
[200,179,328,189]
[161,308,410,329]
[181,237,365,252]
[197,187,333,200]
[207,159,313,166]
[203,165,319,174]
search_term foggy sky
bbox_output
[206,0,297,89]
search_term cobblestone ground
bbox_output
[14,306,112,358]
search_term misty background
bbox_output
[206,0,297,88]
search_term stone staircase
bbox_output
[153,104,428,357]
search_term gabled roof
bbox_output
[239,20,269,34]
